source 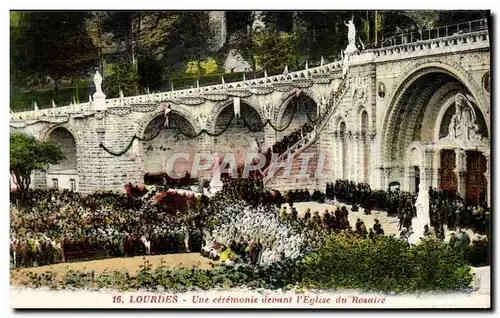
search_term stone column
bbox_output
[353,132,361,182]
[403,166,413,192]
[333,132,340,181]
[347,132,354,181]
[454,148,467,199]
[420,147,434,187]
[358,133,365,183]
[432,148,441,190]
[263,124,276,151]
[483,150,490,207]
[383,167,391,190]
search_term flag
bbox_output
[234,96,241,118]
[295,87,302,98]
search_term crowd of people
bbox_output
[10,171,488,270]
[326,180,490,235]
[10,189,208,268]
[201,199,325,266]
[259,122,315,173]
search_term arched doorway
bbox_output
[46,127,78,191]
[212,102,264,166]
[141,112,199,178]
[381,67,489,205]
[277,94,318,141]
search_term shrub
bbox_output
[295,232,473,292]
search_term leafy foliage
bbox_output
[296,232,473,292]
[103,62,139,97]
[252,26,302,73]
[10,133,65,199]
[10,12,98,88]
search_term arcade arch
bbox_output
[381,67,489,205]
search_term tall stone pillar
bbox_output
[358,133,365,183]
[383,167,391,190]
[420,148,434,187]
[483,150,490,207]
[433,149,441,190]
[454,148,467,199]
[353,133,361,182]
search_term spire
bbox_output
[283,65,289,75]
[52,100,56,108]
[321,56,325,66]
[119,90,124,99]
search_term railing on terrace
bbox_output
[379,18,488,48]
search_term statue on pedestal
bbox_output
[344,17,358,55]
[210,152,223,194]
[408,182,431,245]
[94,71,104,95]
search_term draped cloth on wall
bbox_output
[234,96,241,118]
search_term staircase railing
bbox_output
[261,69,351,184]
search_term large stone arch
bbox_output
[136,107,200,139]
[43,126,79,191]
[275,89,319,124]
[44,126,78,171]
[274,90,319,140]
[381,61,489,165]
[208,98,264,133]
[209,99,265,166]
[139,110,200,176]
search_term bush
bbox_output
[465,238,490,267]
[295,232,473,292]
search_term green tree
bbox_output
[10,133,65,200]
[103,62,139,97]
[11,11,98,90]
[252,26,301,74]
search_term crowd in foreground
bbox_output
[9,189,209,268]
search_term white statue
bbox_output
[344,18,356,47]
[408,182,431,245]
[447,93,481,141]
[94,71,103,95]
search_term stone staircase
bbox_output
[262,70,351,190]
